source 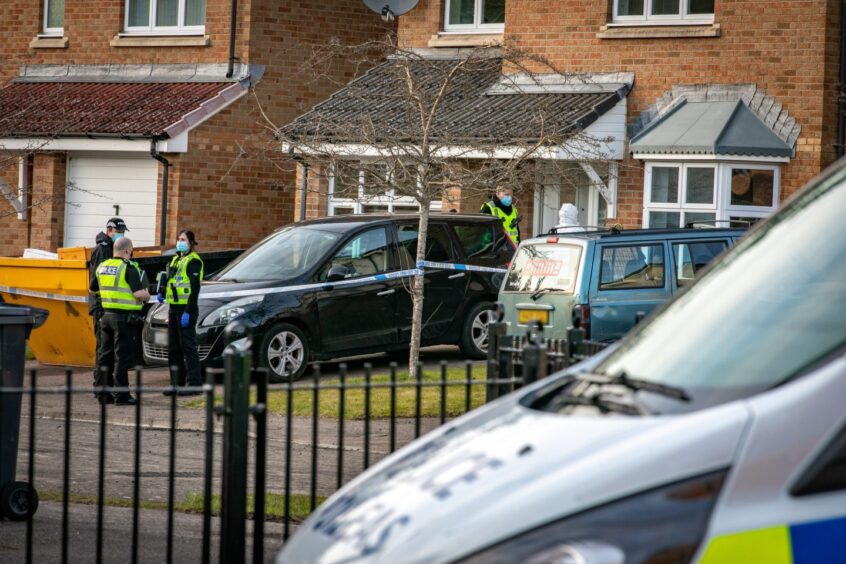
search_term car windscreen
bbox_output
[588,166,846,414]
[214,226,341,282]
[503,243,582,293]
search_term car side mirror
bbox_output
[327,265,350,282]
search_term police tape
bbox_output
[416,260,508,274]
[0,285,90,303]
[195,267,426,301]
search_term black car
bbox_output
[142,214,515,381]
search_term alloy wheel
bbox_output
[266,331,305,378]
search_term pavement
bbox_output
[0,346,480,563]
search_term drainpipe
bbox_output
[150,137,171,246]
[838,0,846,158]
[226,0,238,78]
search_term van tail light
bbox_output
[573,304,591,339]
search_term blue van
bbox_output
[498,227,745,341]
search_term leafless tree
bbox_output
[265,34,622,378]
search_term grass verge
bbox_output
[185,365,488,419]
[25,344,35,361]
[39,490,323,522]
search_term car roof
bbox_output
[285,213,498,233]
[524,227,746,244]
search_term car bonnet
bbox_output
[277,387,750,564]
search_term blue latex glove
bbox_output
[156,294,165,303]
[180,312,190,328]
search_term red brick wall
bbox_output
[29,153,67,252]
[0,0,392,254]
[398,0,841,227]
[0,156,27,256]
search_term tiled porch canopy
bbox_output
[283,56,632,148]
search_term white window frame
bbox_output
[643,162,780,228]
[328,162,442,216]
[124,0,205,35]
[43,0,63,36]
[443,0,505,33]
[612,0,714,26]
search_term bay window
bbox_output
[125,0,206,34]
[614,0,713,24]
[444,0,505,32]
[643,162,779,228]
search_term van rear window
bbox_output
[504,244,581,293]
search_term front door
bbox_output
[316,227,399,353]
[395,223,468,342]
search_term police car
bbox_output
[276,158,846,563]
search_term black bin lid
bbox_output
[0,303,50,328]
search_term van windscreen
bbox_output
[503,244,581,293]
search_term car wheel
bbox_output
[0,481,39,521]
[260,323,309,383]
[459,302,495,359]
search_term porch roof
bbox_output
[282,57,631,147]
[0,79,245,139]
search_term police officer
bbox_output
[481,187,520,247]
[158,229,204,396]
[90,236,149,405]
[88,217,128,398]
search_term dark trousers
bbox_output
[96,311,139,397]
[91,311,112,395]
[168,307,201,386]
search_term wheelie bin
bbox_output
[0,303,49,520]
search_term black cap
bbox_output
[106,217,129,232]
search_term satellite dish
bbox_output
[362,0,419,20]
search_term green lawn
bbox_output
[185,365,489,419]
[25,344,35,361]
[40,490,322,522]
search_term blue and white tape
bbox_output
[416,260,507,274]
[197,268,425,301]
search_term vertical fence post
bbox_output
[567,325,585,363]
[486,304,507,403]
[497,333,513,398]
[522,322,548,386]
[220,322,252,564]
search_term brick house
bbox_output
[0,0,391,256]
[287,0,842,236]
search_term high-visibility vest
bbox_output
[483,201,520,245]
[96,258,144,312]
[166,252,204,306]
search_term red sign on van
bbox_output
[527,259,562,277]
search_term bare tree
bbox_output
[269,34,623,378]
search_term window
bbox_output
[328,162,442,216]
[444,0,505,31]
[125,0,206,34]
[599,245,665,290]
[452,223,494,260]
[397,224,455,269]
[503,243,582,294]
[644,163,779,228]
[43,0,64,35]
[792,422,846,497]
[672,240,727,286]
[320,228,390,281]
[613,0,713,24]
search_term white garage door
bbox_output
[65,155,158,248]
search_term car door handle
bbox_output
[377,289,396,296]
[448,273,466,279]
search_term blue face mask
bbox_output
[500,195,513,207]
[112,232,124,242]
[176,241,190,253]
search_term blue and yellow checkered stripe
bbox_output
[700,515,846,563]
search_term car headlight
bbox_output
[201,295,264,327]
[460,470,727,564]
